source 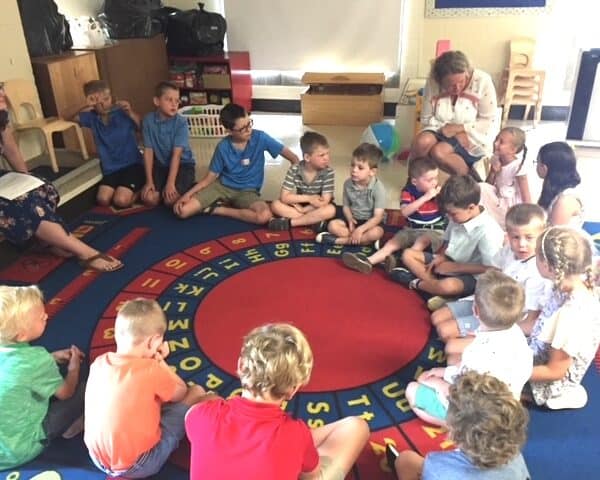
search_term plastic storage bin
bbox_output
[179,105,226,137]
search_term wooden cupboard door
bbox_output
[50,53,99,119]
[44,53,98,153]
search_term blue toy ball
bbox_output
[360,122,401,161]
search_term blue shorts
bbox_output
[91,402,188,478]
[447,299,480,336]
[414,384,448,420]
[428,130,482,167]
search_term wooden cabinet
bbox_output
[76,35,169,118]
[31,51,99,153]
[169,51,252,111]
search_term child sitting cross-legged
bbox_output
[405,270,533,427]
[268,131,336,231]
[316,142,386,247]
[185,323,370,480]
[387,370,531,480]
[0,285,85,470]
[527,226,600,410]
[174,103,299,224]
[342,156,445,274]
[391,175,504,300]
[433,203,550,365]
[84,298,217,478]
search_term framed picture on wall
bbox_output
[425,0,551,17]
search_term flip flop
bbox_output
[202,200,225,215]
[78,253,124,272]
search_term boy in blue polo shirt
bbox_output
[77,80,144,208]
[141,82,196,207]
[174,103,299,224]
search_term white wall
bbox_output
[55,0,222,18]
[0,0,43,159]
[401,0,600,106]
[55,0,103,17]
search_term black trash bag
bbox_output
[101,0,164,39]
[166,3,227,57]
[154,6,180,35]
[17,0,73,57]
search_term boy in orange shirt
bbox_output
[84,298,216,478]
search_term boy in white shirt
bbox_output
[432,203,551,364]
[405,270,533,427]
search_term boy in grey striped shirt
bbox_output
[269,132,336,231]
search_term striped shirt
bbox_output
[401,184,443,225]
[281,161,335,196]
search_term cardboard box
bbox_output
[202,74,231,89]
[301,72,384,126]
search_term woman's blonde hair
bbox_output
[238,323,313,400]
[0,285,44,344]
[447,371,528,469]
[537,226,594,291]
[114,298,166,344]
[431,50,472,86]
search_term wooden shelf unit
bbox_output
[168,51,252,111]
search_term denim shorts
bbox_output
[447,299,480,336]
[91,402,188,479]
[415,384,448,420]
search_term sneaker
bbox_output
[385,444,399,476]
[268,217,290,231]
[342,252,372,274]
[427,296,450,312]
[374,239,381,250]
[311,220,328,233]
[384,254,398,274]
[389,267,416,286]
[315,232,338,245]
[546,384,588,410]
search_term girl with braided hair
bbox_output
[528,226,600,409]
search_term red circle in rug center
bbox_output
[194,257,431,392]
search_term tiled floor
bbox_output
[189,114,600,222]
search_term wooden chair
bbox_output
[501,69,545,127]
[3,78,88,172]
[508,37,536,70]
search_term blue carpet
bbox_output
[1,209,599,479]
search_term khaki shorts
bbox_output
[194,180,262,209]
[392,227,444,252]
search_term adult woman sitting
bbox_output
[0,84,122,272]
[411,51,498,178]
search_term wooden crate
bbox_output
[301,72,384,126]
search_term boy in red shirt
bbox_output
[185,323,369,480]
[84,298,216,478]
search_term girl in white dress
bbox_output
[479,127,531,229]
